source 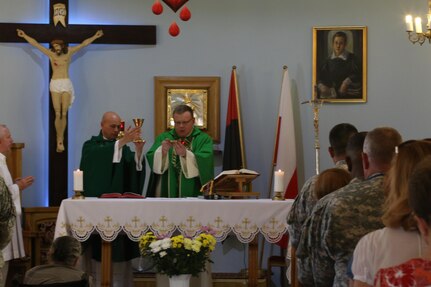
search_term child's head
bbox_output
[313,168,352,200]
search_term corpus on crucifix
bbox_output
[16,29,104,152]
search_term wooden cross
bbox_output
[0,0,156,206]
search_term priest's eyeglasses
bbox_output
[174,119,193,126]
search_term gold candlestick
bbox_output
[72,190,85,199]
[272,191,284,201]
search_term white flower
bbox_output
[159,251,167,257]
[150,240,162,253]
[160,238,172,250]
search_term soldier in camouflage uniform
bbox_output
[0,177,16,286]
[287,123,357,249]
[294,131,367,286]
[296,127,402,287]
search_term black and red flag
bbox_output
[222,67,245,170]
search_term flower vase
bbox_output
[168,274,191,287]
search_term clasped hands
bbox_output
[161,139,187,157]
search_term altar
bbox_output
[54,197,293,287]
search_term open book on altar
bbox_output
[214,168,259,180]
[99,192,145,199]
[211,169,260,197]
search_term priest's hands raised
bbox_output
[16,175,35,191]
[161,139,186,157]
[118,126,141,148]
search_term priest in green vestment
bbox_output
[80,111,146,197]
[79,111,145,285]
[146,104,214,198]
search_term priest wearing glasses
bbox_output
[146,104,214,198]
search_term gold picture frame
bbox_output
[154,76,221,142]
[312,26,367,103]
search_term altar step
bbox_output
[133,272,267,287]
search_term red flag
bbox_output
[223,67,245,170]
[273,67,298,249]
[274,67,298,199]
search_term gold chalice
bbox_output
[132,118,145,143]
[116,120,125,140]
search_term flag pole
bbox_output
[232,66,247,169]
[259,65,287,270]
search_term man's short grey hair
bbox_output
[0,124,7,140]
[49,236,82,266]
[363,127,402,165]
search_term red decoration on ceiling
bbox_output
[162,0,188,12]
[169,22,180,37]
[152,0,191,37]
[179,6,191,21]
[152,0,163,15]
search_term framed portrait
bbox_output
[312,26,367,103]
[154,76,221,142]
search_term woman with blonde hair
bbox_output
[351,140,431,287]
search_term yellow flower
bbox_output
[139,231,216,277]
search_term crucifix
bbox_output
[302,86,325,175]
[0,0,156,206]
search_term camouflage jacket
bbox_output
[0,176,16,270]
[287,160,347,249]
[296,174,384,287]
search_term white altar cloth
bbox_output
[54,198,293,244]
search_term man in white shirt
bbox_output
[0,124,34,286]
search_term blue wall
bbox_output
[1,0,431,278]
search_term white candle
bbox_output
[274,170,285,192]
[415,17,423,33]
[73,169,83,191]
[405,15,414,31]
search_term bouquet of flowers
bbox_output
[139,231,217,277]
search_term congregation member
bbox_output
[0,177,15,287]
[23,236,93,286]
[352,140,431,286]
[312,168,352,200]
[290,130,366,284]
[0,124,34,287]
[146,104,214,198]
[296,127,401,286]
[374,156,431,286]
[79,111,145,287]
[287,123,358,249]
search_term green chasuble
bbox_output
[80,131,145,197]
[79,131,145,261]
[146,126,214,198]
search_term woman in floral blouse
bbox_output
[374,156,431,287]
